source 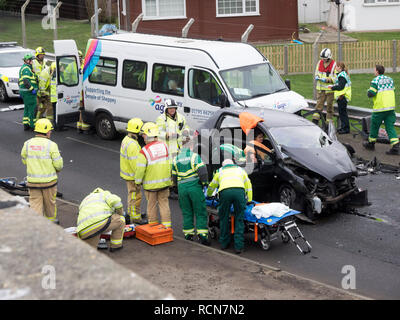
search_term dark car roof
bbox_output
[201,107,313,129]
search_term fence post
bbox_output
[91,8,102,37]
[182,18,195,38]
[284,45,288,75]
[312,30,324,100]
[132,13,144,33]
[53,1,62,41]
[21,0,30,48]
[393,40,397,73]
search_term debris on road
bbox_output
[0,104,24,112]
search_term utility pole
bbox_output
[335,0,342,61]
[53,1,62,41]
[94,0,99,37]
[21,0,30,48]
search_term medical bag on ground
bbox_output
[135,223,173,245]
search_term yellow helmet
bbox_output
[127,118,143,134]
[34,118,53,134]
[35,47,46,57]
[141,122,159,138]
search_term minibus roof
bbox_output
[99,33,267,70]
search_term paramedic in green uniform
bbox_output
[172,132,210,245]
[363,65,399,155]
[207,159,253,254]
[19,53,38,131]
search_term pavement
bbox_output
[54,198,367,300]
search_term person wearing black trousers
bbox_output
[329,62,352,134]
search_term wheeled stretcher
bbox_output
[205,198,312,254]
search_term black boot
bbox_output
[386,142,399,155]
[198,234,211,246]
[362,141,375,151]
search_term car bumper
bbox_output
[5,82,20,98]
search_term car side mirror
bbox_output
[285,79,291,90]
[218,94,230,108]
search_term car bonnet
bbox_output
[280,141,357,181]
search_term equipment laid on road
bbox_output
[64,224,136,240]
[135,224,174,246]
[206,197,312,254]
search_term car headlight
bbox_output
[9,77,19,83]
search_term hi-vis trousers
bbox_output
[126,181,142,221]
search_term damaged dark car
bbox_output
[195,108,365,220]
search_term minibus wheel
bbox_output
[95,112,116,140]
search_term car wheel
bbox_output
[95,112,116,140]
[279,184,296,208]
[0,82,9,102]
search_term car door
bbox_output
[185,67,227,129]
[53,40,81,127]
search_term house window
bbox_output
[364,0,399,4]
[217,0,259,17]
[143,0,186,19]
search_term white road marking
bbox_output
[65,137,119,154]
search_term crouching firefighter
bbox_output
[77,188,125,252]
[172,132,210,245]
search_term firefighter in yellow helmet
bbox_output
[135,122,173,228]
[37,64,54,123]
[77,187,125,252]
[120,118,146,224]
[21,118,63,223]
[32,47,46,74]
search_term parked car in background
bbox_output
[195,108,361,219]
[0,42,34,102]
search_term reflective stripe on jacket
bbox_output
[135,140,172,190]
[21,136,63,184]
[156,112,189,155]
[120,135,141,181]
[32,59,45,74]
[172,148,204,183]
[207,164,253,201]
[77,188,123,234]
[333,71,352,102]
[368,75,396,112]
[50,73,57,103]
[38,68,51,96]
[315,59,336,91]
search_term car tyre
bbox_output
[95,112,116,140]
[0,81,9,102]
[279,184,296,208]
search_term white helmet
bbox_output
[320,48,332,60]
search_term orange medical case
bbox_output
[135,223,173,245]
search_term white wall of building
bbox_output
[328,0,400,32]
[298,0,331,23]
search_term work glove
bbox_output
[314,76,320,81]
[319,78,327,83]
[31,89,37,95]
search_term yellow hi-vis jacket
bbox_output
[135,140,172,190]
[333,71,352,102]
[315,59,336,91]
[156,112,189,155]
[32,59,45,75]
[21,136,63,184]
[50,72,57,103]
[368,75,396,112]
[77,188,124,235]
[120,134,141,181]
[207,164,253,201]
[38,67,51,97]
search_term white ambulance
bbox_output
[54,33,308,139]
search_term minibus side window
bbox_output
[122,60,147,91]
[89,57,118,86]
[58,56,78,87]
[152,63,184,97]
[188,69,223,106]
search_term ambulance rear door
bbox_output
[53,40,81,127]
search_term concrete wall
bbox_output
[0,189,173,300]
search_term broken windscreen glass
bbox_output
[269,126,332,149]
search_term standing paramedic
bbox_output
[21,119,63,223]
[172,132,210,245]
[206,159,253,254]
[328,62,351,134]
[313,48,336,126]
[363,65,399,155]
[120,118,146,225]
[135,122,173,228]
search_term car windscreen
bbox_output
[269,126,332,149]
[0,51,31,67]
[220,63,287,101]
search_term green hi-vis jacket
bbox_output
[368,75,396,112]
[21,136,63,184]
[207,164,253,202]
[19,63,38,93]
